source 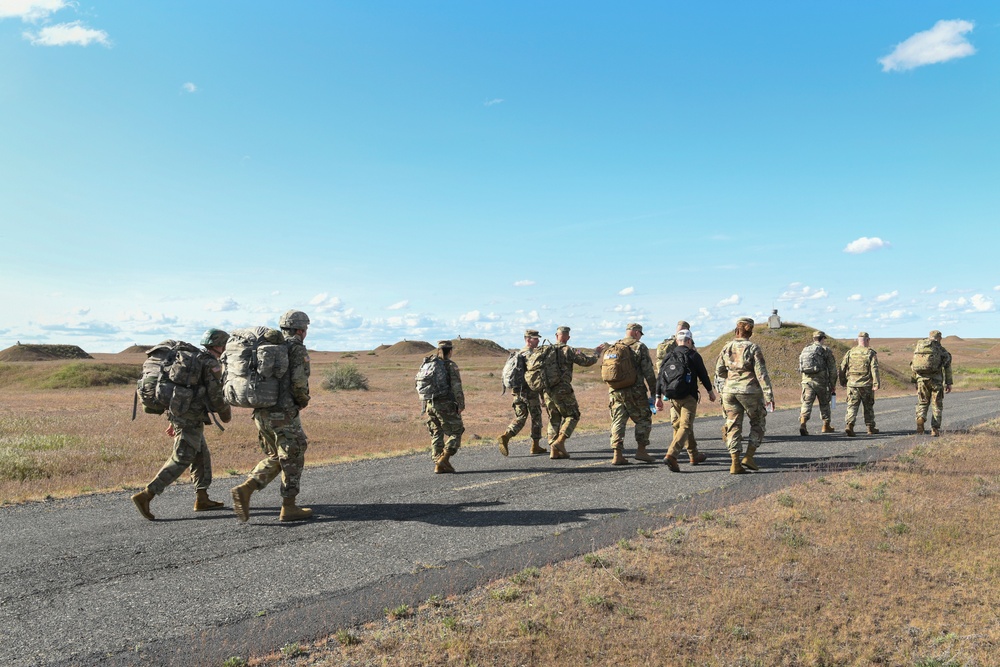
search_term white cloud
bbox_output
[182,82,197,94]
[205,297,239,312]
[513,280,535,287]
[386,300,408,311]
[879,20,976,73]
[309,293,347,314]
[847,294,862,301]
[843,237,890,254]
[969,294,996,312]
[717,294,741,307]
[922,286,938,294]
[877,309,912,321]
[0,0,68,21]
[25,21,110,47]
[994,285,1000,291]
[613,304,634,313]
[875,290,899,303]
[484,98,504,107]
[618,286,635,296]
[71,306,90,316]
[778,286,828,302]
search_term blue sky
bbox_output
[1,2,998,352]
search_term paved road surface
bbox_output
[1,391,996,666]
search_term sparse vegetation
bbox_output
[321,363,369,391]
[334,629,359,646]
[384,604,411,620]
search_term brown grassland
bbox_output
[1,326,999,505]
[249,421,1000,667]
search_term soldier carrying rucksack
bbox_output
[797,330,838,436]
[603,323,657,466]
[417,340,465,473]
[910,330,953,436]
[497,329,547,457]
[131,328,233,521]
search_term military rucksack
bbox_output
[222,327,289,409]
[659,347,694,399]
[525,342,562,393]
[799,343,825,375]
[501,350,527,395]
[416,354,451,400]
[911,339,944,374]
[135,340,205,417]
[601,340,638,390]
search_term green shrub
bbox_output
[39,363,140,389]
[322,363,369,391]
[0,448,49,482]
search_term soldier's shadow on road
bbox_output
[306,501,626,527]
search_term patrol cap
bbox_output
[556,326,571,334]
[677,320,691,329]
[736,317,755,327]
[626,322,643,333]
[858,331,870,339]
[813,330,826,340]
[524,329,540,338]
[200,328,229,347]
[929,330,942,340]
[437,340,453,350]
[676,329,693,342]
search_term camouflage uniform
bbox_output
[715,338,774,457]
[543,343,599,441]
[501,344,543,441]
[424,355,465,458]
[912,336,952,430]
[839,337,880,430]
[248,331,311,499]
[608,335,657,453]
[799,340,838,423]
[147,350,231,496]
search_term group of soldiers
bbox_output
[131,310,955,521]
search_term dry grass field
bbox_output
[247,420,1000,667]
[1,329,998,505]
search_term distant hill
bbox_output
[120,345,153,354]
[0,344,92,362]
[380,340,436,356]
[450,338,509,358]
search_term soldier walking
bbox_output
[542,327,606,459]
[605,323,657,465]
[419,340,465,473]
[798,330,838,436]
[498,329,546,456]
[839,331,881,437]
[911,330,952,436]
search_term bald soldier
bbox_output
[797,330,838,436]
[498,329,547,456]
[542,326,607,459]
[839,331,881,437]
[911,330,952,437]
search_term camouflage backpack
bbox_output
[601,340,638,390]
[135,340,205,417]
[524,342,562,393]
[222,327,289,409]
[501,350,527,395]
[911,339,944,374]
[798,343,825,375]
[416,354,451,400]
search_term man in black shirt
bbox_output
[655,329,717,472]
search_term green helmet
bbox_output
[201,328,229,347]
[279,309,310,330]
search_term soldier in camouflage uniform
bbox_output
[839,331,881,437]
[911,330,952,437]
[231,310,314,522]
[798,330,838,436]
[543,326,606,460]
[131,328,233,520]
[607,323,658,465]
[714,317,775,474]
[498,329,546,457]
[424,340,465,473]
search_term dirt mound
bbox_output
[450,338,510,358]
[120,345,153,354]
[0,344,92,362]
[374,344,392,352]
[944,335,964,342]
[381,340,436,356]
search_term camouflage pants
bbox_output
[915,377,945,429]
[543,383,582,441]
[425,398,464,457]
[667,394,700,457]
[845,386,876,428]
[800,378,833,422]
[722,392,766,457]
[608,385,652,451]
[250,409,308,499]
[503,390,543,440]
[148,421,212,495]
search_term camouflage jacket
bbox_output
[655,338,678,375]
[442,358,465,410]
[714,338,774,403]
[612,335,657,396]
[910,340,953,384]
[840,346,880,389]
[171,350,232,428]
[553,343,599,385]
[277,333,311,410]
[799,342,838,391]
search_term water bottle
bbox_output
[648,397,657,414]
[831,394,837,410]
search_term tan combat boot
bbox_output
[231,478,260,523]
[549,434,570,460]
[529,438,547,456]
[931,427,940,437]
[845,423,856,437]
[193,489,224,512]
[916,417,925,435]
[634,444,654,463]
[497,432,511,457]
[799,417,809,437]
[131,487,155,521]
[741,445,759,471]
[434,451,456,473]
[822,420,835,433]
[664,454,680,472]
[730,453,747,475]
[867,425,879,435]
[610,449,631,466]
[279,496,313,521]
[688,450,707,465]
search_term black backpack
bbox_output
[659,347,694,399]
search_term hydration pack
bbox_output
[222,327,289,409]
[136,340,205,416]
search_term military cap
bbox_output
[556,326,571,334]
[736,317,755,326]
[929,330,942,340]
[677,320,691,329]
[437,340,453,350]
[524,329,540,338]
[626,322,643,333]
[676,328,693,342]
[812,330,826,340]
[857,331,870,339]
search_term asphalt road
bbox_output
[1,390,996,666]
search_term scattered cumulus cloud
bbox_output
[309,293,345,313]
[25,21,110,46]
[879,19,976,72]
[844,237,890,254]
[969,294,996,312]
[386,300,408,311]
[205,297,239,312]
[613,304,634,313]
[458,310,501,323]
[0,0,68,21]
[938,295,994,312]
[847,294,862,301]
[875,290,899,303]
[484,98,504,107]
[717,294,741,307]
[513,280,535,287]
[182,82,197,93]
[618,286,635,296]
[778,285,828,303]
[994,285,1000,291]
